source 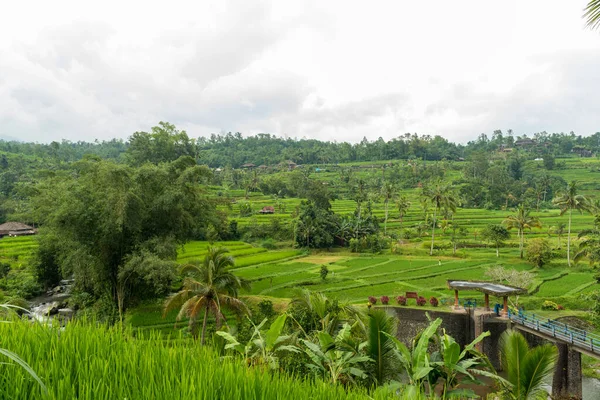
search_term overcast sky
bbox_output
[0,0,599,144]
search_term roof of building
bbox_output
[0,222,34,231]
[447,280,527,296]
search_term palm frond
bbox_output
[521,344,558,399]
[367,309,398,384]
[584,0,600,32]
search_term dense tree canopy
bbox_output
[32,157,217,319]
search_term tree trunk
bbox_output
[430,208,437,256]
[567,209,572,267]
[519,229,524,259]
[384,200,388,235]
[200,305,209,345]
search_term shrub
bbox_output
[557,304,565,310]
[320,265,329,281]
[396,296,407,306]
[368,296,377,305]
[541,300,559,311]
[429,297,439,307]
[416,296,427,306]
[380,296,389,305]
[260,239,277,249]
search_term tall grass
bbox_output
[0,320,393,399]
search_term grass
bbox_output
[0,319,391,400]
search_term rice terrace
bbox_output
[3,1,600,400]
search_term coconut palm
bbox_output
[553,181,591,266]
[366,309,398,385]
[381,182,395,235]
[423,183,458,256]
[503,205,542,259]
[585,0,600,31]
[396,195,411,231]
[498,329,557,400]
[163,247,250,344]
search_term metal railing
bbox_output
[508,310,600,356]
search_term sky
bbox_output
[0,0,599,144]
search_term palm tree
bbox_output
[381,182,395,235]
[553,181,590,266]
[423,183,458,256]
[396,195,411,231]
[498,329,557,400]
[366,309,397,385]
[163,247,250,344]
[503,205,542,259]
[585,0,600,31]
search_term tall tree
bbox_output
[163,247,249,344]
[553,181,590,266]
[481,224,511,257]
[503,205,542,259]
[381,182,395,235]
[396,195,411,231]
[422,183,458,256]
[32,158,216,319]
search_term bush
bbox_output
[429,297,439,307]
[368,296,377,305]
[380,296,389,305]
[396,296,407,306]
[416,296,427,306]
[557,304,565,310]
[541,300,559,311]
[320,265,329,281]
[260,239,277,249]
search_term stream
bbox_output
[28,279,74,322]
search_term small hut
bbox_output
[0,222,36,237]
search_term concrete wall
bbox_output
[387,307,470,347]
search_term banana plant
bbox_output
[383,318,442,397]
[216,313,299,370]
[301,323,372,385]
[430,329,508,399]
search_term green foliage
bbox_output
[498,329,558,400]
[553,181,592,266]
[127,122,196,166]
[301,323,371,385]
[526,238,553,268]
[584,0,600,31]
[294,200,338,248]
[367,309,398,385]
[217,314,300,370]
[0,319,388,400]
[164,247,250,344]
[503,205,542,259]
[320,264,329,281]
[32,159,217,319]
[481,224,511,257]
[541,300,559,311]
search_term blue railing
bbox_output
[508,310,600,355]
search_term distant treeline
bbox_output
[1,123,599,167]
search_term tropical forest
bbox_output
[2,2,600,400]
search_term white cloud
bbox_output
[0,0,598,143]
